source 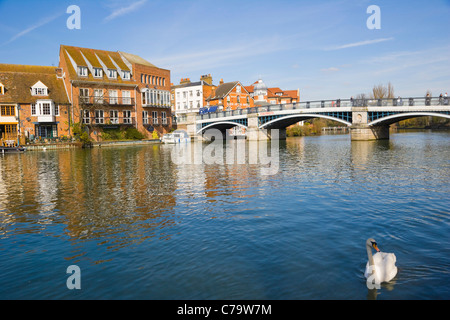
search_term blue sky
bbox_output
[0,0,449,100]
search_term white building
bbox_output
[171,75,215,116]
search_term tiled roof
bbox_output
[60,45,135,84]
[119,51,156,68]
[210,81,239,100]
[0,64,70,105]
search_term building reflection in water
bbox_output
[0,146,178,256]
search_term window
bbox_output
[161,111,167,125]
[37,124,57,139]
[95,110,104,124]
[122,91,131,105]
[247,96,250,104]
[177,102,180,110]
[122,71,131,80]
[109,110,118,124]
[190,101,193,108]
[197,90,201,96]
[236,85,241,93]
[108,69,117,79]
[227,96,231,103]
[3,124,17,140]
[32,87,48,96]
[142,91,148,105]
[80,88,89,104]
[123,110,131,124]
[109,90,118,104]
[237,96,240,104]
[152,111,158,125]
[1,105,15,116]
[41,103,51,115]
[78,66,88,77]
[0,83,4,95]
[142,111,148,124]
[93,68,103,78]
[94,89,103,104]
[54,104,59,116]
[183,91,186,98]
[31,104,36,115]
[82,110,90,124]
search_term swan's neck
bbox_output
[367,245,375,269]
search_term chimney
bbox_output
[180,78,191,85]
[200,74,213,85]
[56,67,63,78]
[220,79,224,85]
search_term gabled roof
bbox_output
[0,64,70,104]
[210,81,239,100]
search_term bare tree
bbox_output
[371,82,395,99]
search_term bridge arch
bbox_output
[197,121,248,134]
[259,114,352,130]
[369,112,450,126]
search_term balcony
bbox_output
[79,96,135,106]
[142,103,172,109]
[37,115,56,123]
[82,117,136,128]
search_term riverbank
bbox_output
[24,139,161,151]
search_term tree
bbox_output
[371,82,394,99]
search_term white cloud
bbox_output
[104,0,147,22]
[321,67,340,73]
[325,37,395,51]
[4,13,62,45]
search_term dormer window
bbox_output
[122,71,131,80]
[108,69,117,79]
[31,81,48,96]
[0,83,4,95]
[93,68,103,78]
[78,66,88,77]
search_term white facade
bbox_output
[174,82,204,115]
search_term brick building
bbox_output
[58,45,139,141]
[118,51,172,138]
[206,80,254,111]
[58,45,173,140]
[245,79,300,106]
[0,64,71,146]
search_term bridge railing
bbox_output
[196,96,449,120]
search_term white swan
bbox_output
[364,238,398,285]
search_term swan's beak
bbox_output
[372,243,380,252]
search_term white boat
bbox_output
[162,130,190,144]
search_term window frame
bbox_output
[78,66,88,77]
[93,68,103,78]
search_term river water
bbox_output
[0,131,449,300]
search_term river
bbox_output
[0,131,449,300]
